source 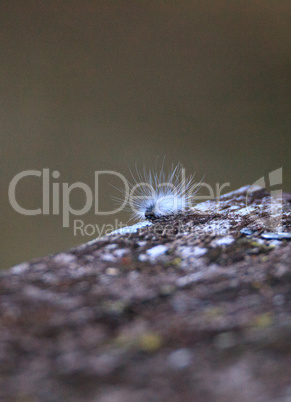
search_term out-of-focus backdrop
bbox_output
[2,1,291,268]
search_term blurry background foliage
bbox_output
[1,1,290,268]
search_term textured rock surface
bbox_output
[1,187,291,401]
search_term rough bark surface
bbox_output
[1,187,291,401]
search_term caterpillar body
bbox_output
[127,163,200,221]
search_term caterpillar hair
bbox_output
[126,162,200,222]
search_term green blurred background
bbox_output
[2,1,291,268]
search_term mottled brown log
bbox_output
[1,187,291,401]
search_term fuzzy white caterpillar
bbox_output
[126,163,200,221]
